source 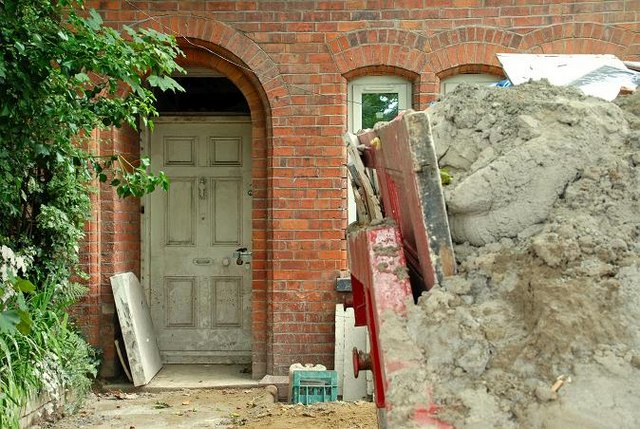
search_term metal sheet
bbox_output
[569,64,640,101]
[356,111,456,294]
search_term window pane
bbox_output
[361,93,399,129]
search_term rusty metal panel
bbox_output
[356,111,455,293]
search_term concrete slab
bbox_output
[142,364,260,392]
[110,272,162,387]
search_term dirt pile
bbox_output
[404,81,640,428]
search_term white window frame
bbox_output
[348,75,412,133]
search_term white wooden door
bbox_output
[148,117,252,364]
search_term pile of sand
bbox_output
[400,81,640,428]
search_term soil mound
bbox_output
[404,81,640,428]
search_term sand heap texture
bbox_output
[401,81,640,428]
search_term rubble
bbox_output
[399,81,640,428]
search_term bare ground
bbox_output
[38,387,377,429]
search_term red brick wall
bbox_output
[80,0,640,377]
[75,126,142,376]
[74,131,102,351]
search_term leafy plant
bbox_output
[0,0,183,426]
[0,246,35,335]
[92,155,170,198]
[440,168,453,186]
[361,92,399,130]
[0,280,99,428]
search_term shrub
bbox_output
[0,0,183,426]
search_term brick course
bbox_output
[80,0,640,377]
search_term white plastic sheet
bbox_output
[497,54,639,101]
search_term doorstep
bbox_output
[101,364,261,393]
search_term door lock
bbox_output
[233,247,252,265]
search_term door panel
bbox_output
[213,277,242,327]
[213,179,242,244]
[165,277,196,327]
[165,178,196,245]
[149,118,252,364]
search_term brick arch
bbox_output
[425,26,521,74]
[520,22,640,59]
[419,27,520,104]
[143,16,284,379]
[437,64,505,81]
[344,65,420,82]
[178,44,268,131]
[147,15,290,107]
[328,29,431,75]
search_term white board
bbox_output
[334,304,346,396]
[111,272,163,386]
[335,304,368,401]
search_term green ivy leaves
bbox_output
[92,154,170,198]
[0,277,35,335]
[0,0,183,280]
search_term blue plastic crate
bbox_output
[290,370,338,405]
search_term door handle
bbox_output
[193,257,213,266]
[198,178,207,200]
[233,248,252,265]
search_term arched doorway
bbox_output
[144,69,253,364]
[139,41,271,376]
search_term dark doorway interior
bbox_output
[154,77,250,115]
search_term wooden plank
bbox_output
[342,310,368,401]
[344,132,383,224]
[404,111,456,281]
[335,304,368,400]
[115,339,133,383]
[334,304,346,397]
[347,163,370,224]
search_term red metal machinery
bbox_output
[345,111,456,428]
